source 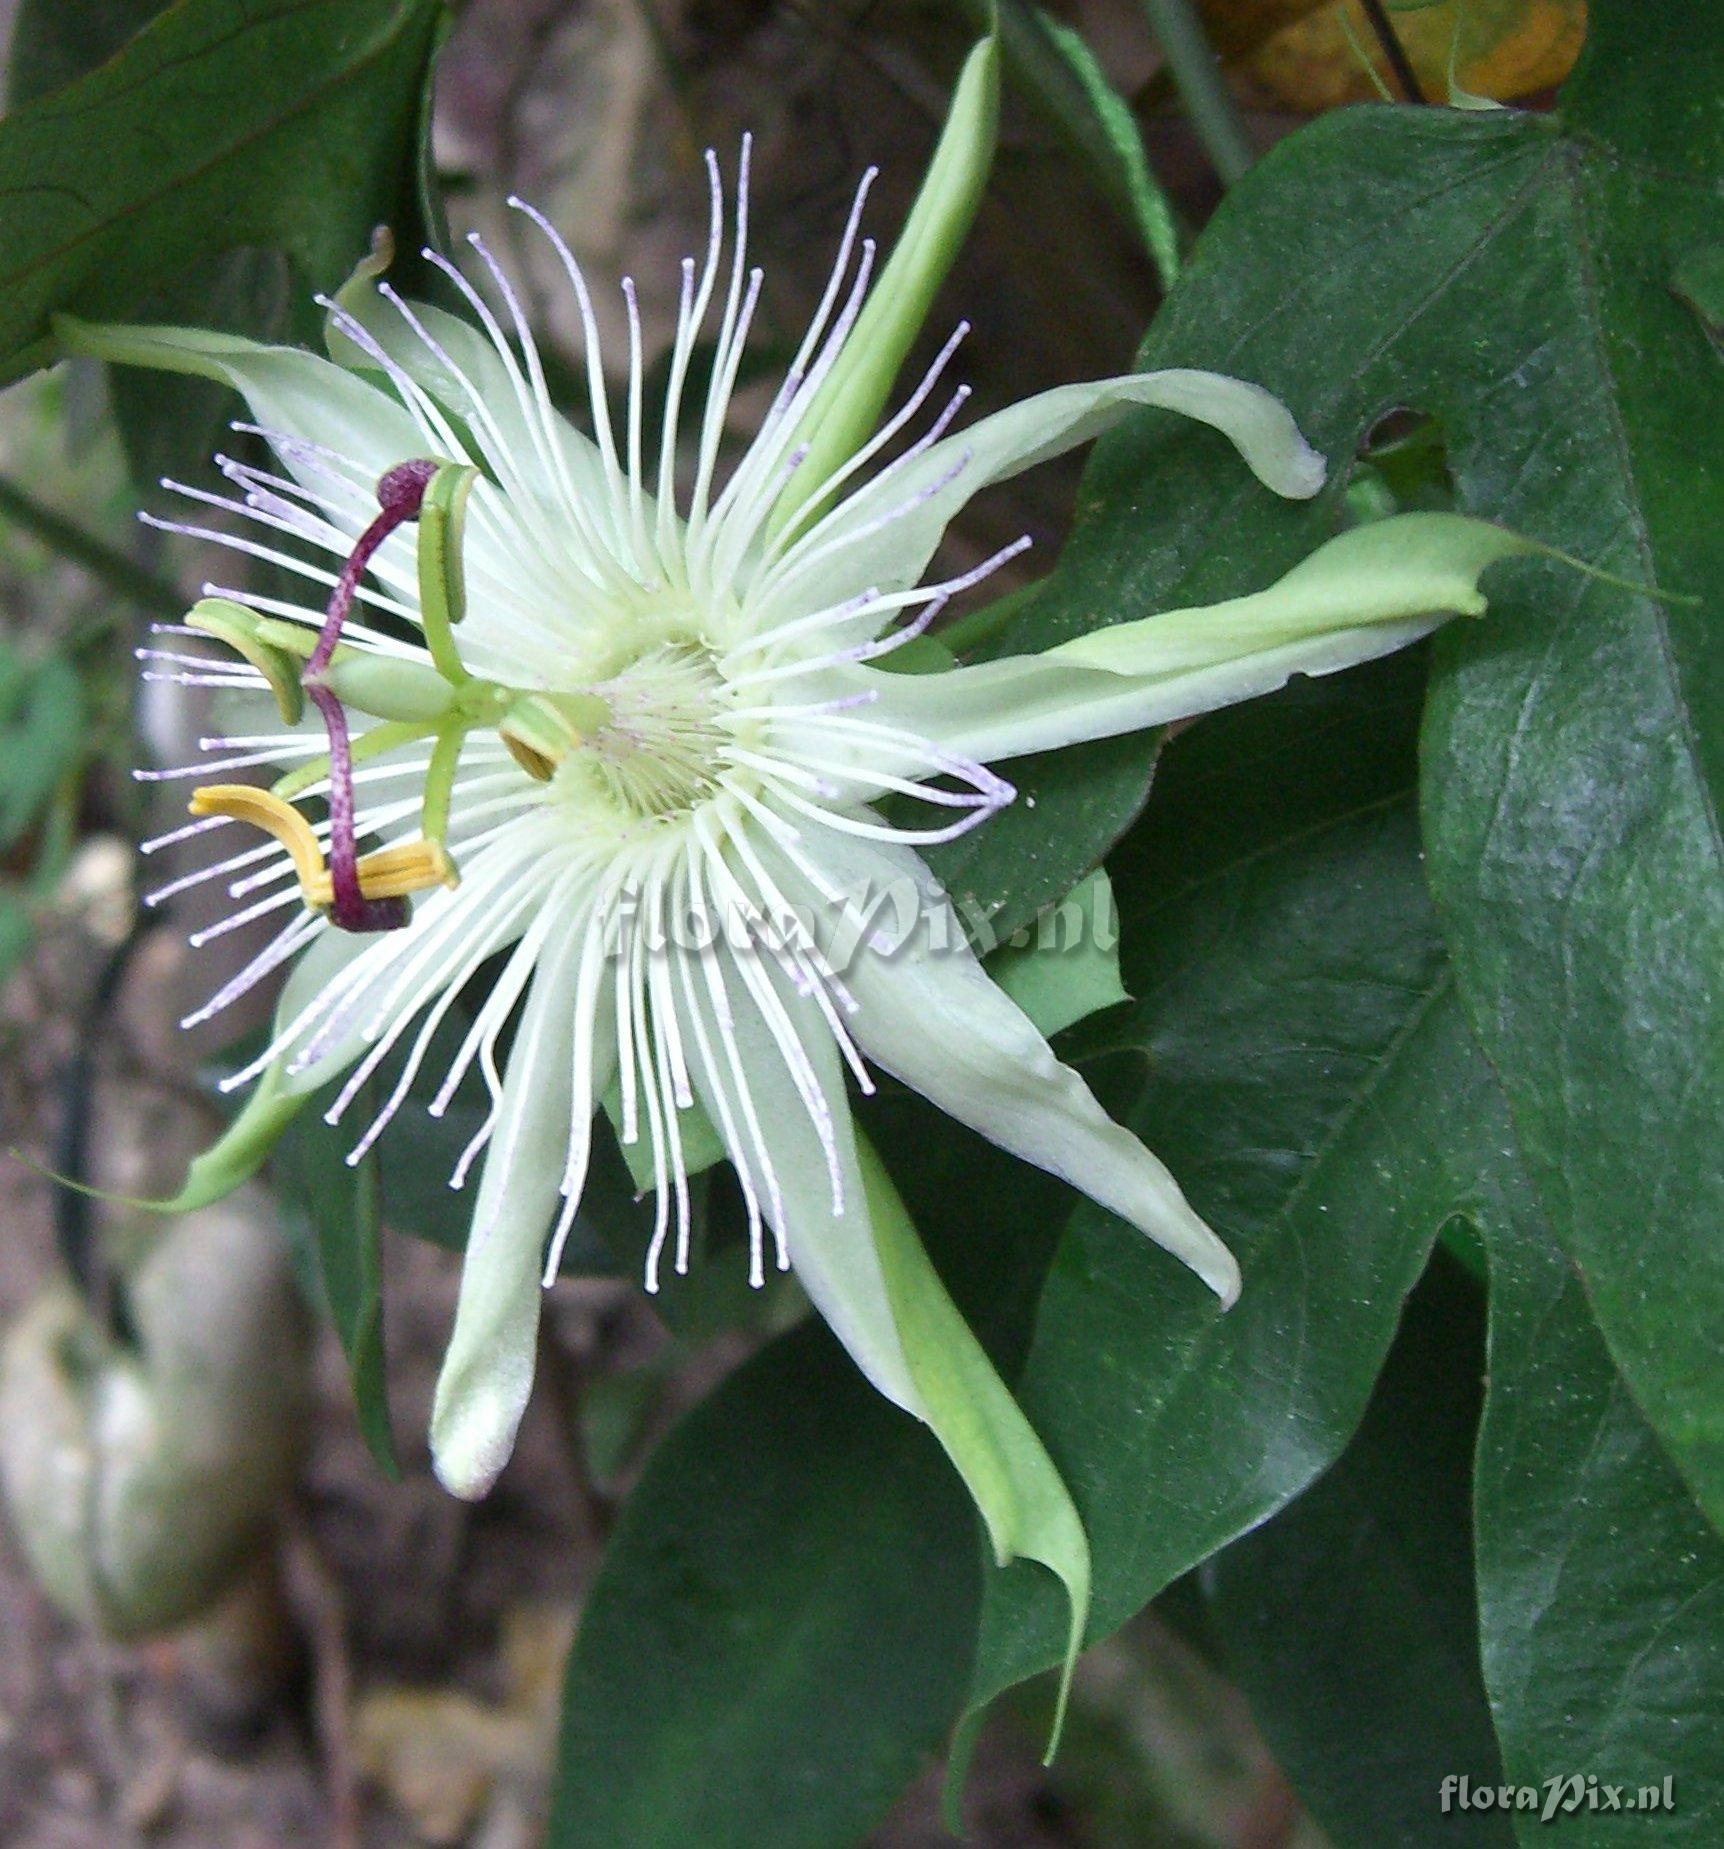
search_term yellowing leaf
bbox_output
[1242,0,1584,110]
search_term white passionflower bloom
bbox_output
[70,144,1524,1501]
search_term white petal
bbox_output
[752,368,1323,622]
[679,943,922,1417]
[783,826,1239,1303]
[330,286,616,520]
[58,320,423,492]
[429,910,616,1500]
[861,512,1534,765]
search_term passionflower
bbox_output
[64,128,1525,1532]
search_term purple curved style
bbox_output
[303,459,440,932]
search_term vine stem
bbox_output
[1357,0,1426,104]
[1138,0,1256,188]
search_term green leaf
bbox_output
[1670,243,1724,352]
[1205,1258,1511,1848]
[985,867,1128,1039]
[6,0,174,108]
[963,651,1472,1718]
[279,1108,396,1476]
[1428,9,1724,1526]
[924,730,1161,946]
[548,1322,980,1849]
[1472,1140,1724,1843]
[0,645,81,851]
[1017,1,1724,1526]
[0,0,446,386]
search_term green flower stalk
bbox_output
[68,118,1525,1556]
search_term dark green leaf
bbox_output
[0,0,446,385]
[6,0,173,108]
[923,731,1160,944]
[965,652,1477,1716]
[1473,1140,1724,1843]
[1425,8,1724,1525]
[1205,1258,1511,1848]
[105,246,296,504]
[1671,243,1724,353]
[548,1323,979,1849]
[1007,2,1723,1524]
[279,1108,396,1475]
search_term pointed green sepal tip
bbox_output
[857,1134,1091,1764]
[325,225,397,368]
[159,1062,312,1214]
[9,1063,311,1219]
[769,31,1002,538]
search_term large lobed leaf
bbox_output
[1042,0,1724,1525]
[1202,1021,1724,1844]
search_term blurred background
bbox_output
[0,2,1579,1842]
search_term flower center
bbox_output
[502,642,734,822]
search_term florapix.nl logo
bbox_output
[1440,1775,1676,1822]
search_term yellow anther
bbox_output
[303,839,458,907]
[190,784,326,895]
[499,690,612,783]
[188,785,457,913]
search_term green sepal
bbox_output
[857,1133,1090,1762]
[768,33,1001,538]
[161,932,378,1214]
[877,512,1541,766]
[158,1059,310,1213]
[325,224,397,369]
[602,1081,728,1195]
[187,596,305,725]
